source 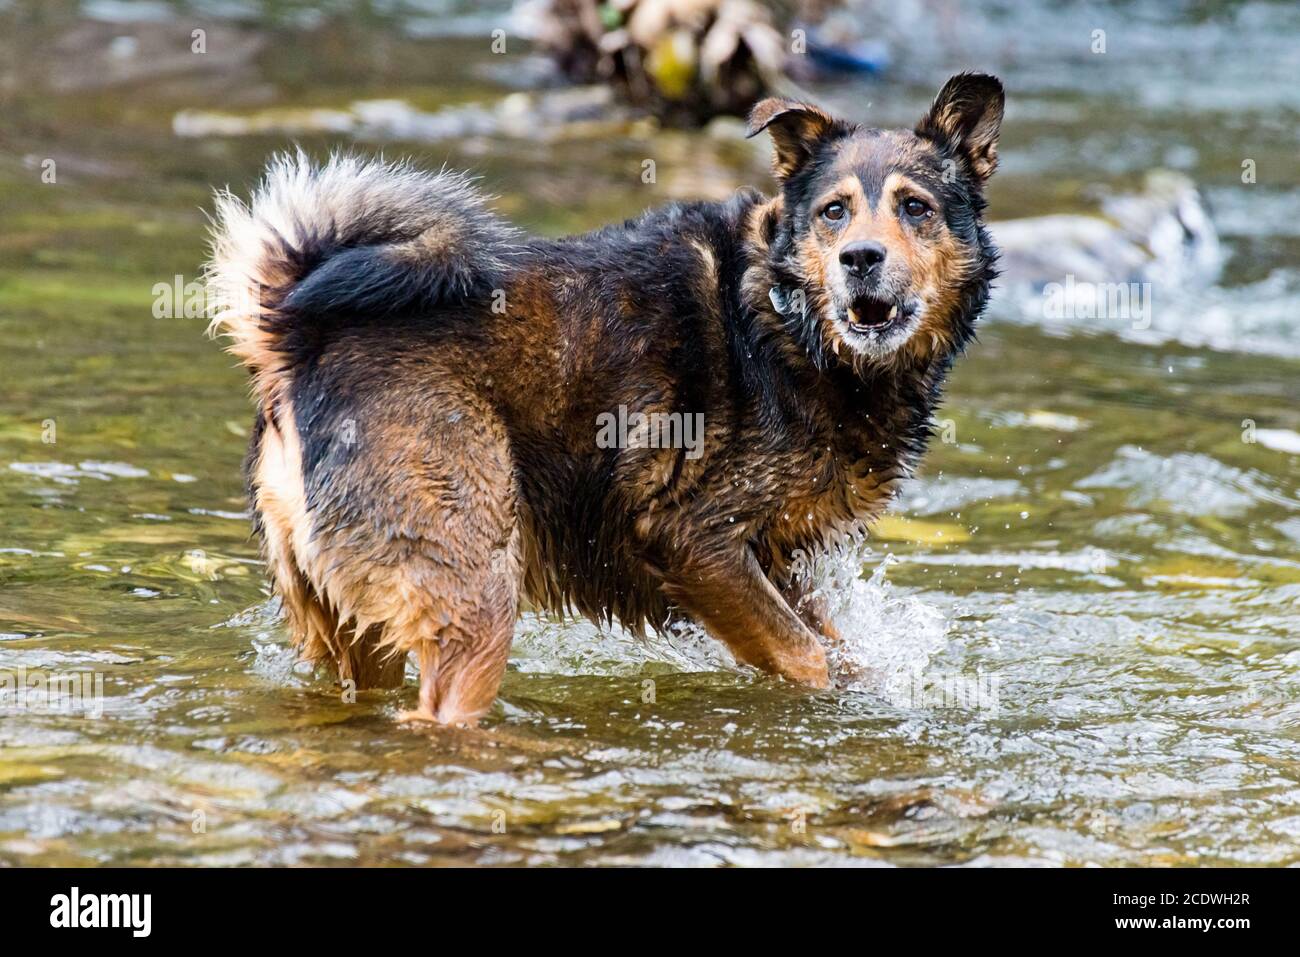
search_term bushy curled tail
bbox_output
[205,150,517,403]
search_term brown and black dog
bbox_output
[207,73,1003,726]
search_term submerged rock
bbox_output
[992,171,1222,293]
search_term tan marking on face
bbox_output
[807,171,939,282]
[866,172,938,264]
[905,225,977,362]
[882,171,977,361]
[806,176,869,296]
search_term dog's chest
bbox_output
[757,430,903,557]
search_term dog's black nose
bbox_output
[839,241,887,276]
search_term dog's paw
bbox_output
[396,707,481,729]
[396,708,438,724]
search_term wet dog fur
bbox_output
[206,73,1003,726]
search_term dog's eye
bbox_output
[822,202,847,222]
[902,198,932,219]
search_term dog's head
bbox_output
[747,73,1003,368]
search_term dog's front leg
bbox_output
[661,547,830,688]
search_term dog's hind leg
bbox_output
[319,391,521,728]
[254,375,521,724]
[338,622,408,690]
[402,525,519,726]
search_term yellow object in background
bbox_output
[646,28,697,100]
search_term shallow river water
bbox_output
[0,1,1298,865]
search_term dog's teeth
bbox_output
[847,307,859,326]
[888,305,898,320]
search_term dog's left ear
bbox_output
[916,73,1004,182]
[746,98,836,180]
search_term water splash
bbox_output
[511,613,737,677]
[791,539,949,699]
[226,601,317,686]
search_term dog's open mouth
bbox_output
[845,294,906,334]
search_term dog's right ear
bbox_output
[746,98,836,181]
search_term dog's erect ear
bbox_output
[916,73,1004,182]
[746,98,836,180]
